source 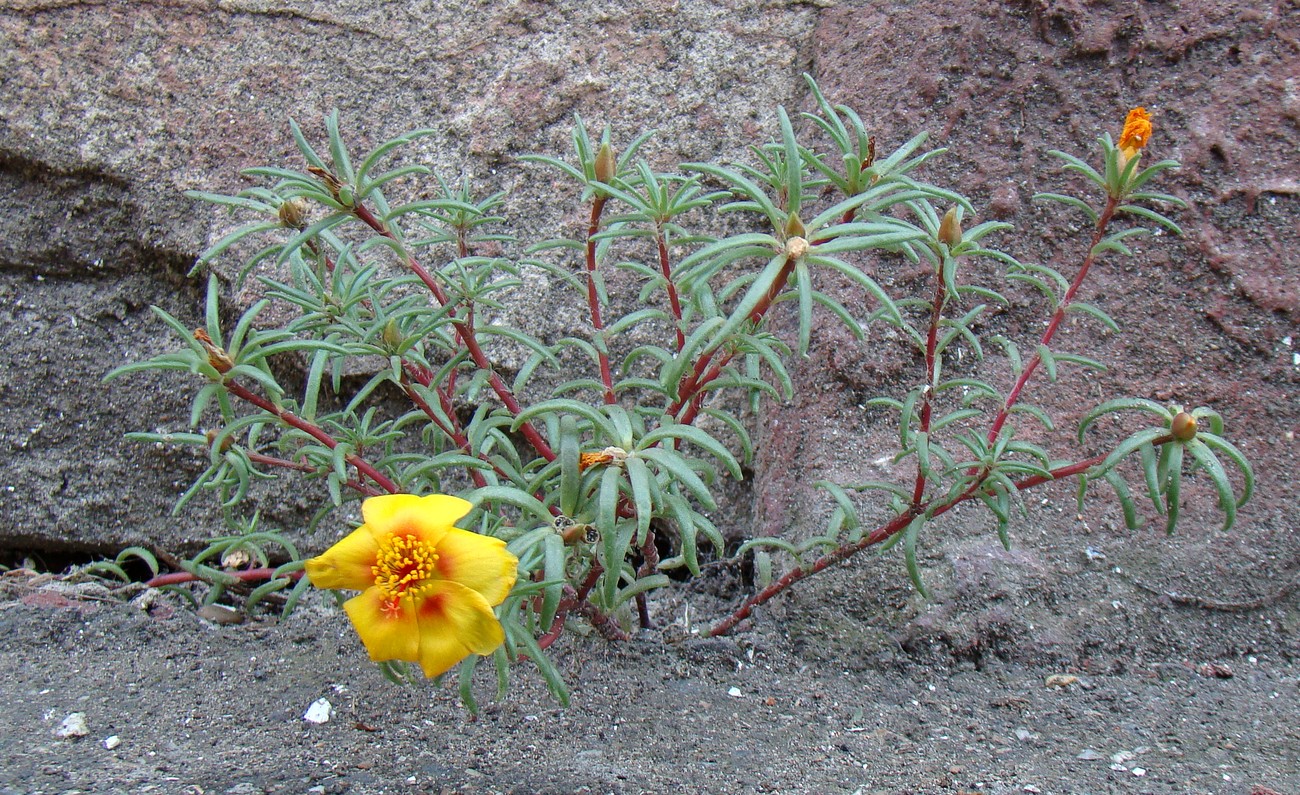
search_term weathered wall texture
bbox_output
[1,0,1296,661]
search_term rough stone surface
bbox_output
[1,0,1297,791]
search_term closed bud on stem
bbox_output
[938,206,963,248]
[204,428,233,453]
[277,197,310,229]
[381,318,404,353]
[1171,411,1197,442]
[784,212,806,240]
[594,142,617,184]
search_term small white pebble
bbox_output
[104,735,121,750]
[303,698,333,724]
[54,713,89,739]
[727,687,743,698]
[1132,768,1147,777]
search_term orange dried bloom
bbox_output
[193,328,234,374]
[578,452,610,471]
[578,446,628,471]
[1118,107,1152,162]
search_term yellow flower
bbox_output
[1118,107,1152,164]
[305,494,518,678]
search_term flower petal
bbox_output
[434,527,519,605]
[304,525,379,591]
[361,493,473,543]
[413,580,506,678]
[343,587,420,664]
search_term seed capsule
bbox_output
[277,197,310,229]
[1171,411,1197,442]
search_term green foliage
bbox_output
[1078,400,1253,533]
[109,78,1251,706]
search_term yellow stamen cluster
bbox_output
[372,534,439,601]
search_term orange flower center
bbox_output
[372,533,440,602]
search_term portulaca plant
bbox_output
[107,79,1252,708]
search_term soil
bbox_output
[1,0,1298,793]
[1,578,1297,794]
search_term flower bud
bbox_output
[381,318,404,353]
[204,428,234,453]
[594,142,617,184]
[1171,411,1197,442]
[938,206,963,248]
[277,197,310,229]
[784,212,806,240]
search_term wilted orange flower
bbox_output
[1118,107,1152,163]
[305,494,518,678]
[579,452,610,471]
[578,446,628,471]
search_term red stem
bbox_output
[224,381,401,494]
[397,366,490,489]
[707,441,1168,637]
[146,567,303,588]
[986,196,1119,444]
[668,254,798,420]
[911,257,949,506]
[244,451,385,497]
[656,224,687,353]
[634,528,661,629]
[534,560,626,651]
[585,197,617,404]
[351,204,555,461]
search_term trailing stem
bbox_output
[707,441,1169,636]
[146,567,303,588]
[223,380,401,495]
[711,200,1134,636]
